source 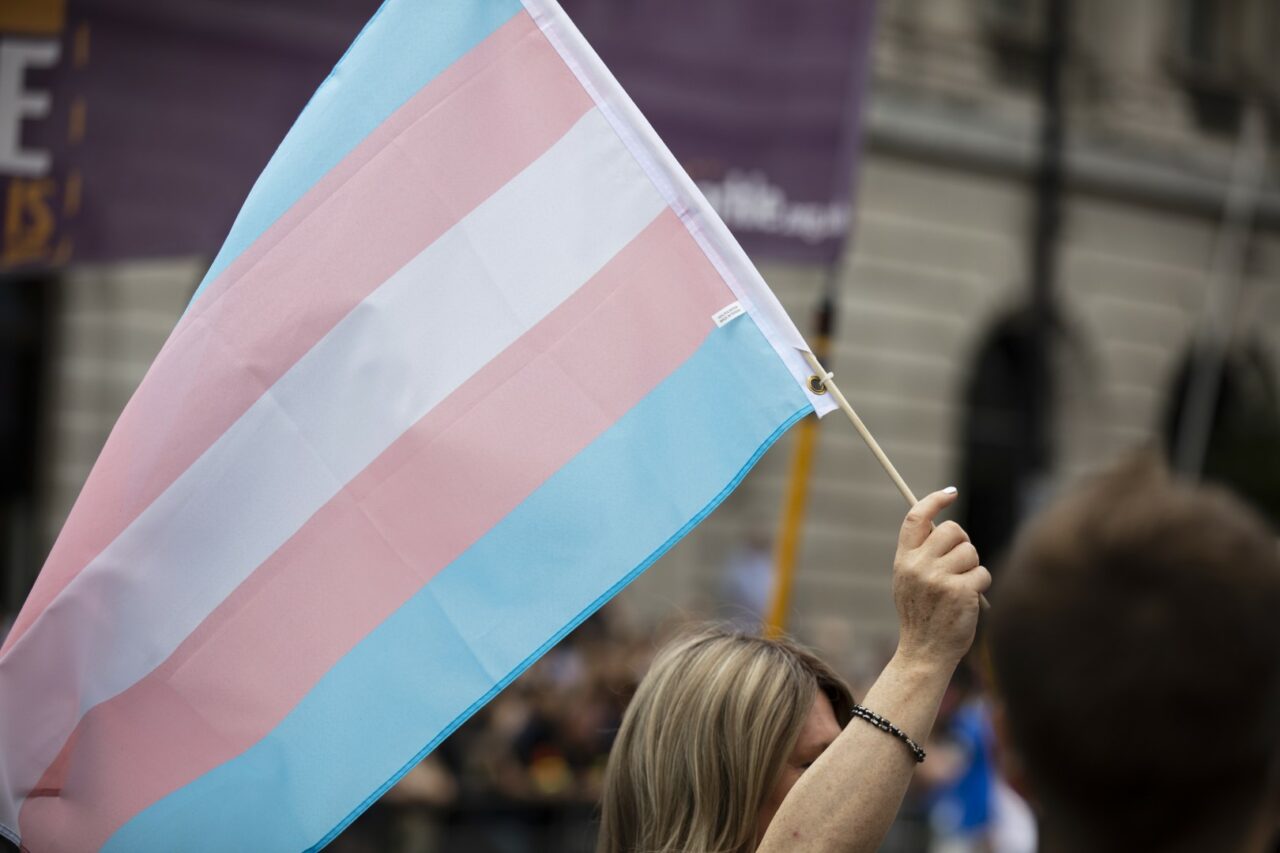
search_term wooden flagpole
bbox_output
[800,349,991,610]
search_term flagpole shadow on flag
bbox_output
[0,1,842,850]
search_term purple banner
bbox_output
[562,0,876,264]
[0,0,379,272]
[1,0,872,272]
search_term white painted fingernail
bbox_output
[943,486,958,495]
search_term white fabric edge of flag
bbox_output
[519,0,839,418]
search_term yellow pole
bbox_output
[764,292,835,639]
[764,405,821,638]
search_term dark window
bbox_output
[956,310,1049,566]
[0,274,53,618]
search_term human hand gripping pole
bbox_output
[891,488,991,669]
[801,350,991,610]
[754,484,991,853]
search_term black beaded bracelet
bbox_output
[849,703,926,764]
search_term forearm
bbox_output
[756,651,954,853]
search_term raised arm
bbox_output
[757,488,991,853]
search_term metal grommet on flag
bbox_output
[808,372,832,395]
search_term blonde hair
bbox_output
[597,627,853,853]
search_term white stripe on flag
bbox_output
[0,108,666,824]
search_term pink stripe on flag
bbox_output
[18,212,734,850]
[2,11,590,655]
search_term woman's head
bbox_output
[597,627,853,853]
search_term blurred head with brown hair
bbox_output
[988,456,1280,852]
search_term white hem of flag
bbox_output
[519,0,838,418]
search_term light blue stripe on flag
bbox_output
[190,0,524,307]
[105,315,810,853]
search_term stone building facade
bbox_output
[630,0,1280,659]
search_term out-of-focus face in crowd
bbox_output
[988,457,1280,853]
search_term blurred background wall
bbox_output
[4,0,1279,664]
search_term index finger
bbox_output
[897,487,959,551]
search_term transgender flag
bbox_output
[0,1,836,850]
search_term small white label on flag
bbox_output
[712,301,746,328]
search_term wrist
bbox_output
[887,645,957,687]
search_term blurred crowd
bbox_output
[330,605,1035,853]
[331,607,648,853]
